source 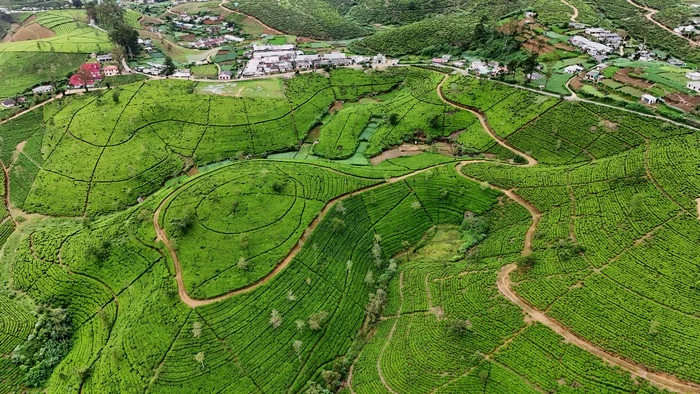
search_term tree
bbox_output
[292,340,303,360]
[72,0,83,8]
[85,2,97,21]
[308,311,329,331]
[163,56,176,76]
[236,257,249,271]
[449,318,473,336]
[194,352,205,369]
[112,88,120,104]
[522,53,539,83]
[270,309,282,329]
[108,24,139,58]
[192,322,202,338]
[388,113,399,125]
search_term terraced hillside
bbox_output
[0,66,698,393]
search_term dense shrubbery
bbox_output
[11,307,72,387]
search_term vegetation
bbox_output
[0,59,697,394]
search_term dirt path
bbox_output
[560,0,579,21]
[626,0,698,47]
[497,263,700,393]
[1,162,16,226]
[455,163,541,255]
[696,197,700,222]
[436,75,538,167]
[0,94,61,125]
[153,165,440,308]
[219,1,282,35]
[376,271,403,394]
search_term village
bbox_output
[426,11,700,115]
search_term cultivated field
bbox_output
[0,65,698,393]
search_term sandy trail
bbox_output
[153,165,440,308]
[559,0,579,22]
[497,263,700,393]
[436,76,538,167]
[626,0,698,46]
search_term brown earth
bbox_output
[613,68,654,89]
[663,92,700,112]
[7,16,55,42]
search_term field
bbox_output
[195,78,286,98]
[0,64,699,394]
[0,51,87,99]
[0,11,111,53]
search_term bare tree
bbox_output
[194,352,205,369]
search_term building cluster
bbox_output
[241,44,388,77]
[569,26,624,62]
[134,62,166,76]
[468,60,506,76]
[673,17,700,36]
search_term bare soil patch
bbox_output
[613,68,653,89]
[329,100,343,114]
[369,144,425,165]
[8,19,55,42]
[663,92,700,112]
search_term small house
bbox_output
[1,98,16,108]
[218,71,232,80]
[172,69,191,78]
[686,71,700,81]
[640,94,657,105]
[584,70,603,82]
[103,65,119,77]
[32,85,53,94]
[687,81,700,93]
[432,57,448,64]
[563,64,584,74]
[96,54,113,62]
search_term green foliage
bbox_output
[11,307,72,387]
[231,0,368,39]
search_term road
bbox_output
[626,0,698,47]
[560,0,579,22]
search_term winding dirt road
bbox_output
[153,165,440,308]
[560,0,579,22]
[626,0,698,47]
[436,76,538,167]
[497,263,700,393]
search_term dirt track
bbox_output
[626,0,698,47]
[560,0,579,22]
[436,75,538,167]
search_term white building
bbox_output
[218,71,232,80]
[687,81,700,92]
[32,85,53,94]
[570,35,612,55]
[640,94,657,104]
[172,69,191,78]
[563,64,584,74]
[685,71,700,80]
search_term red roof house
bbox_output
[69,63,103,88]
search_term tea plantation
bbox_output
[0,66,699,394]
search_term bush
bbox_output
[170,208,196,236]
[11,307,72,387]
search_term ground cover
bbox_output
[195,78,285,98]
[0,11,111,53]
[462,130,700,384]
[2,68,407,217]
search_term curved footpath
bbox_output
[560,0,579,22]
[626,0,698,46]
[150,70,700,393]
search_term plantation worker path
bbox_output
[497,263,700,393]
[626,0,698,47]
[559,0,579,22]
[153,162,444,308]
[436,75,538,167]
